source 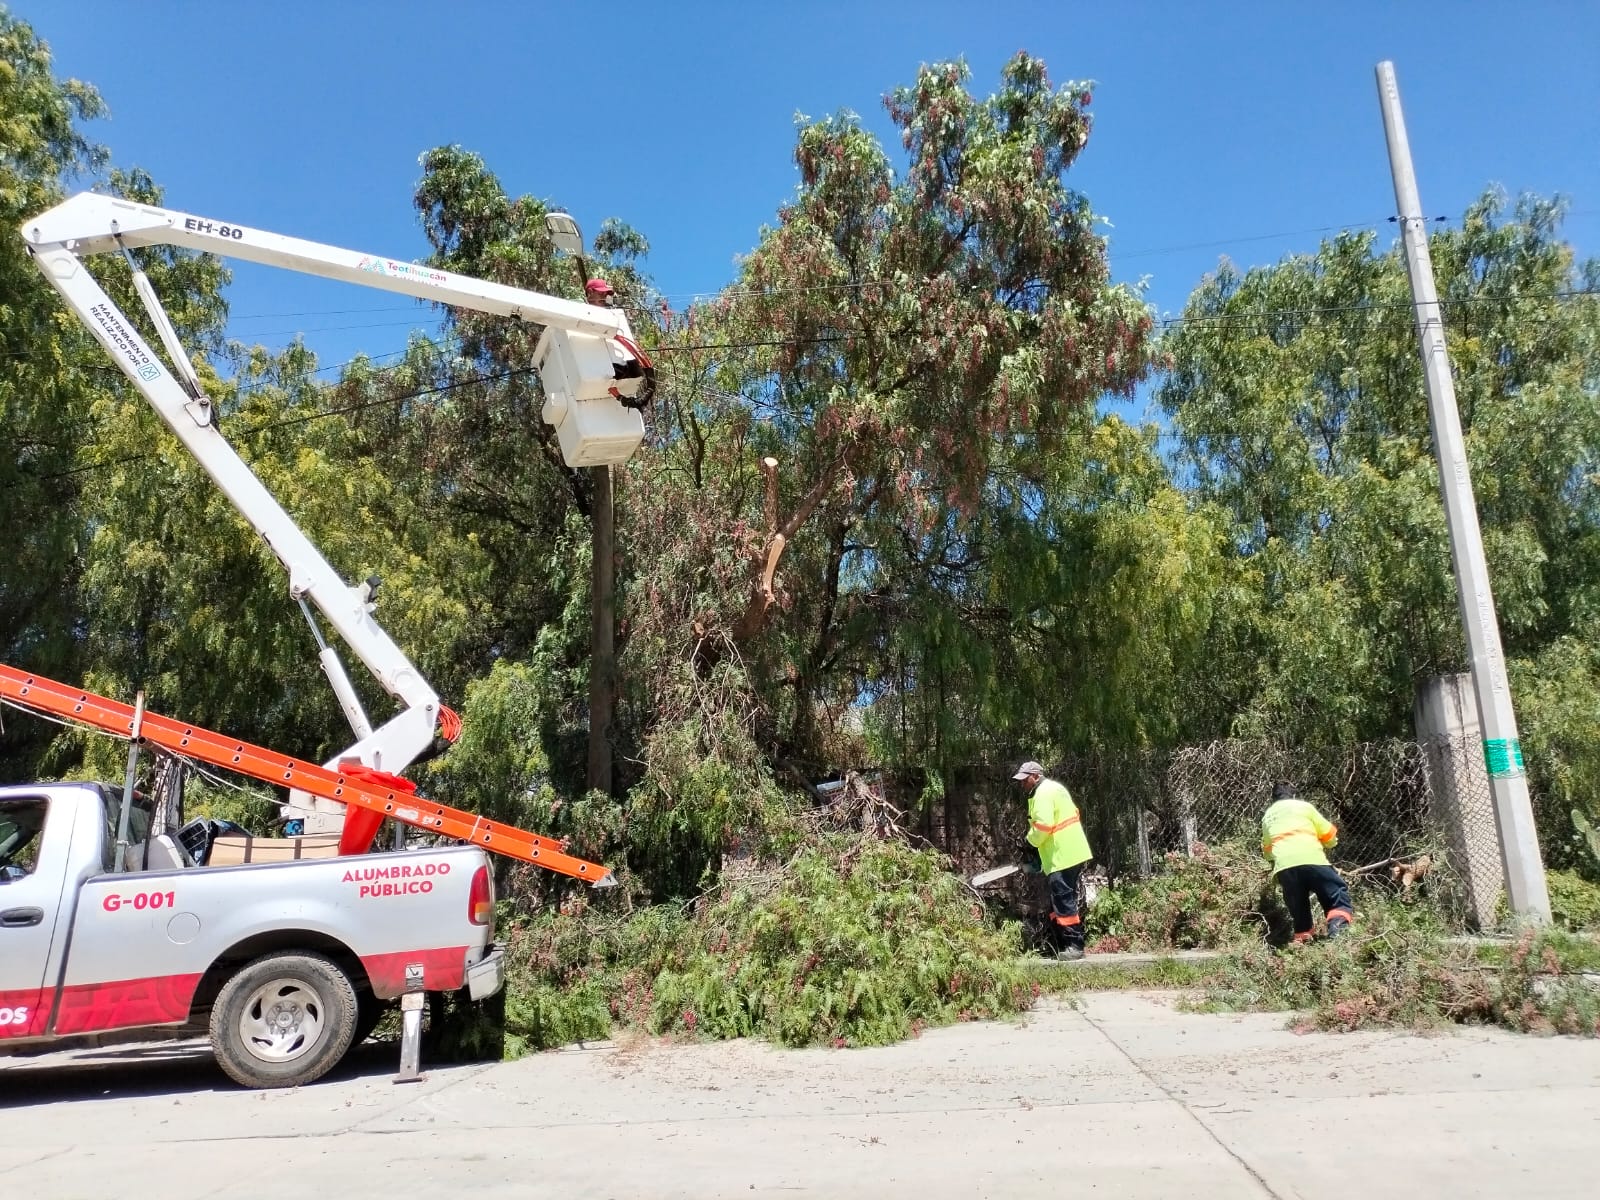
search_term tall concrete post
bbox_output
[1376,61,1550,921]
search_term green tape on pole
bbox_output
[1483,737,1525,778]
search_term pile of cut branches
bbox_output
[494,794,1031,1054]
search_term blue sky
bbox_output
[21,0,1600,418]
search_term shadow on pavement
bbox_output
[0,1038,402,1107]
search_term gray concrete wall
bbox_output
[1415,673,1505,929]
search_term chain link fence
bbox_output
[886,737,1507,931]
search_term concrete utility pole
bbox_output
[1375,61,1551,921]
[547,211,616,797]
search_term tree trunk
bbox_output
[731,457,839,644]
[587,464,615,795]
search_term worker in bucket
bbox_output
[1261,781,1354,943]
[1012,760,1093,960]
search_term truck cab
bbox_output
[0,782,504,1088]
[1,783,123,1040]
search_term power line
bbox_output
[215,317,442,338]
[643,288,1596,353]
[5,366,533,490]
[89,219,1385,328]
[1112,218,1389,261]
[228,334,465,397]
[228,304,423,321]
[652,334,853,354]
[1150,286,1597,330]
[6,288,1591,383]
[242,365,530,433]
[4,287,1592,489]
[123,205,1600,318]
[640,217,1399,304]
[1,330,457,373]
[4,214,1587,359]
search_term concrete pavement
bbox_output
[3,991,1597,1199]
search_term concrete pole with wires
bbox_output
[1375,61,1550,921]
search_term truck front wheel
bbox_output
[210,951,358,1088]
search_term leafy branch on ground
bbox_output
[1197,917,1600,1038]
[496,818,1032,1054]
[1062,836,1600,1039]
[1083,840,1288,952]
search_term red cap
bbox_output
[585,278,615,296]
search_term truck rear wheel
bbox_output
[210,951,358,1089]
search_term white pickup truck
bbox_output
[0,781,504,1088]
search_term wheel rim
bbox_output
[238,976,327,1064]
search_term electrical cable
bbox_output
[3,366,534,489]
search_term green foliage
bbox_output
[0,13,242,779]
[623,658,793,897]
[0,11,107,755]
[650,53,1160,779]
[1031,955,1225,993]
[1484,931,1600,1037]
[1511,640,1600,873]
[652,839,1029,1046]
[1160,193,1600,751]
[182,776,278,833]
[865,416,1237,765]
[1572,810,1600,872]
[499,838,1031,1053]
[1047,877,1599,1044]
[421,988,507,1064]
[1067,839,1600,1042]
[500,902,689,1055]
[424,656,584,827]
[1085,841,1282,951]
[5,14,1600,1058]
[1198,896,1450,1027]
[1546,868,1600,931]
[1200,906,1599,1038]
[1503,927,1600,973]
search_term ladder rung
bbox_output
[0,663,612,885]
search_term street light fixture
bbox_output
[544,211,584,257]
[545,210,597,301]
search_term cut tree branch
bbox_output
[731,454,842,642]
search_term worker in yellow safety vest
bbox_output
[1012,760,1094,960]
[1261,781,1354,942]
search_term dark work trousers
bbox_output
[1276,864,1354,939]
[1046,863,1087,951]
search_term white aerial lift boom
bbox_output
[23,191,652,835]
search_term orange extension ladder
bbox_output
[0,663,612,887]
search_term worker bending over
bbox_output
[1261,781,1354,943]
[1013,760,1093,960]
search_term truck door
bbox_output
[0,794,67,1038]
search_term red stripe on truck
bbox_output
[360,946,469,998]
[10,946,473,1037]
[52,973,204,1034]
[0,988,48,1038]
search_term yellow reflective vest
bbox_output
[1261,798,1338,874]
[1027,778,1092,874]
